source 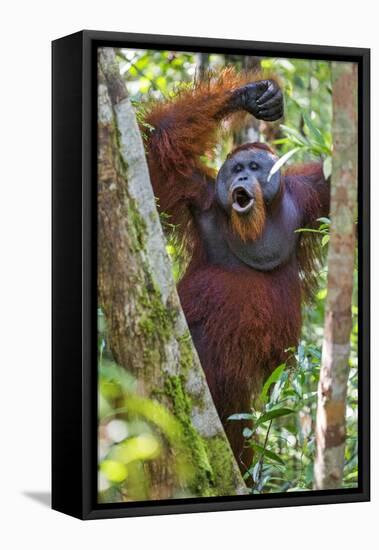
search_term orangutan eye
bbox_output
[250,162,259,170]
[234,163,244,173]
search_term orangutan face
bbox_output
[215,146,281,241]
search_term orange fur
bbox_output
[228,141,276,158]
[143,68,277,256]
[145,68,266,176]
[230,183,266,242]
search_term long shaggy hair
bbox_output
[178,260,302,463]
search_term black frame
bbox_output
[52,30,370,520]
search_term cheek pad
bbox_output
[215,175,230,210]
[262,171,281,203]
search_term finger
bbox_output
[250,80,269,96]
[256,81,279,105]
[256,107,283,121]
[256,103,283,116]
[257,94,283,112]
[260,111,283,122]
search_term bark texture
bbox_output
[314,62,358,490]
[97,47,247,500]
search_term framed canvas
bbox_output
[52,30,370,519]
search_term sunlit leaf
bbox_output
[100,460,128,483]
[303,112,325,146]
[227,413,254,421]
[267,148,301,182]
[260,364,286,404]
[321,234,330,247]
[317,217,331,225]
[280,124,308,145]
[323,156,332,179]
[112,434,160,463]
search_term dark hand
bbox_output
[230,79,284,121]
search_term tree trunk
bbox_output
[313,62,358,490]
[97,47,247,500]
[197,52,210,79]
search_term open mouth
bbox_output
[232,187,254,213]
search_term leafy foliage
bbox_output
[98,310,194,502]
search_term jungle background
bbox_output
[98,49,358,501]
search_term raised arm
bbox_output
[143,69,283,227]
[285,162,330,226]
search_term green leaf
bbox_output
[252,462,261,483]
[227,413,254,421]
[271,138,290,145]
[280,125,309,145]
[321,234,330,247]
[100,460,128,483]
[251,444,285,465]
[309,142,331,156]
[270,371,288,405]
[267,148,301,182]
[295,227,323,234]
[260,364,286,404]
[255,408,295,427]
[111,434,160,463]
[323,156,332,179]
[99,359,137,393]
[302,112,325,146]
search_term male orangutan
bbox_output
[143,69,329,472]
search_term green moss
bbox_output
[138,280,175,338]
[149,209,160,224]
[206,436,242,496]
[127,198,147,252]
[165,335,241,496]
[164,375,241,496]
[177,331,195,373]
[164,375,214,495]
[135,275,181,370]
[138,314,155,335]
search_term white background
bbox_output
[0,1,376,548]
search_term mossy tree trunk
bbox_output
[97,47,247,500]
[314,62,358,489]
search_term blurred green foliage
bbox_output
[98,49,358,499]
[98,310,194,502]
